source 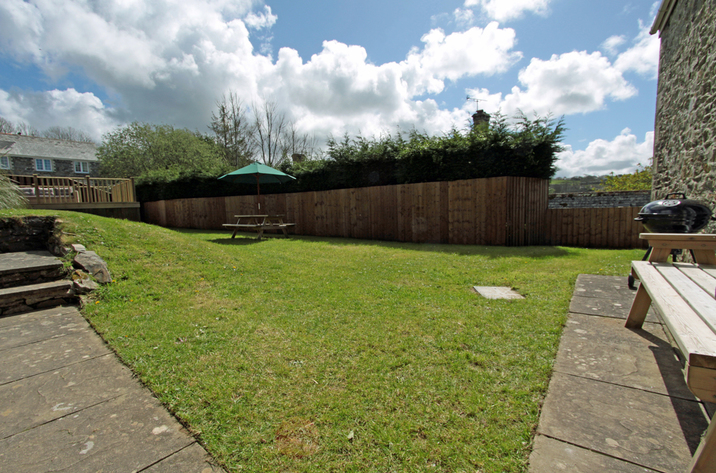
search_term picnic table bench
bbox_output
[626,233,716,471]
[222,214,295,240]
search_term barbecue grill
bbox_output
[628,192,714,288]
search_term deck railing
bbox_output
[8,174,137,205]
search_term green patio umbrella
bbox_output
[218,162,296,211]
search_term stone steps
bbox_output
[0,251,76,316]
[0,280,76,316]
[0,251,66,289]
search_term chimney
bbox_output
[472,110,490,128]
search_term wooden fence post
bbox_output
[85,175,92,203]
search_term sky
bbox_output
[0,0,662,178]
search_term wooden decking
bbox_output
[8,174,140,213]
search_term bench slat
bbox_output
[701,265,716,280]
[656,264,716,334]
[675,263,716,299]
[631,261,716,369]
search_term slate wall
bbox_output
[652,0,716,230]
[548,191,651,209]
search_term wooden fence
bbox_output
[143,176,647,249]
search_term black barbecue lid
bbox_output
[635,193,714,233]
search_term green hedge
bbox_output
[137,114,565,202]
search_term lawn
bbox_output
[2,210,643,472]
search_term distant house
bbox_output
[650,0,716,229]
[0,133,98,177]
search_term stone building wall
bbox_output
[7,157,94,177]
[548,191,651,209]
[652,0,716,230]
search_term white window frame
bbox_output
[0,156,9,170]
[74,161,90,174]
[35,158,52,172]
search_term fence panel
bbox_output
[141,177,649,249]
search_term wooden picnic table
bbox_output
[640,233,716,264]
[626,233,716,471]
[222,214,295,240]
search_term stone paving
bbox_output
[0,304,223,472]
[529,275,712,473]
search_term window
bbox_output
[74,161,90,174]
[35,159,52,172]
[0,156,9,170]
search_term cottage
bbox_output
[0,133,98,177]
[650,0,716,230]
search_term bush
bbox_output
[136,113,566,201]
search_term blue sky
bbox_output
[0,0,661,177]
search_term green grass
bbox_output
[1,210,643,472]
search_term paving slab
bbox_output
[528,435,658,473]
[0,389,194,472]
[143,442,223,473]
[0,353,135,439]
[569,295,661,323]
[0,251,62,275]
[0,305,84,351]
[554,313,693,400]
[573,274,640,300]
[537,372,706,472]
[0,327,110,385]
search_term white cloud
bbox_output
[401,23,521,95]
[464,0,551,22]
[601,35,626,56]
[555,128,654,177]
[614,22,660,78]
[0,0,523,144]
[243,5,277,30]
[453,8,475,27]
[468,51,637,118]
[0,88,119,141]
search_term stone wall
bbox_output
[652,0,716,230]
[0,216,64,254]
[548,191,651,209]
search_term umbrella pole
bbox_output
[256,174,261,211]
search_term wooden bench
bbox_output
[626,260,716,471]
[222,215,295,240]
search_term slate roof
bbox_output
[0,133,98,162]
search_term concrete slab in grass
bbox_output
[473,286,524,299]
[0,328,111,385]
[554,313,694,400]
[0,354,137,439]
[529,435,658,472]
[538,373,706,472]
[0,389,194,472]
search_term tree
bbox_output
[597,163,653,191]
[0,117,14,134]
[0,116,38,136]
[282,121,320,162]
[209,92,253,168]
[97,122,231,182]
[42,126,95,143]
[252,99,288,167]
